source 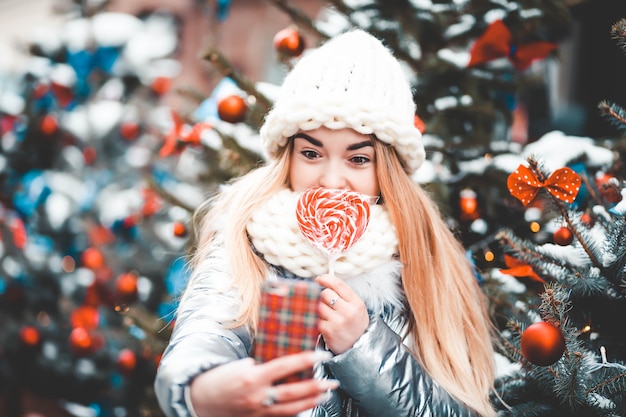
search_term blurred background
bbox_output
[2,1,626,416]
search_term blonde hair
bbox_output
[186,139,496,417]
[373,141,496,417]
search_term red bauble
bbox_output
[120,121,140,141]
[19,325,41,348]
[41,114,58,135]
[596,173,622,204]
[33,83,49,99]
[273,27,306,58]
[117,348,138,376]
[520,321,566,366]
[82,247,105,269]
[459,189,480,221]
[151,76,172,95]
[69,327,104,356]
[580,213,594,228]
[83,146,97,165]
[217,95,248,124]
[414,114,426,134]
[115,272,138,304]
[141,188,162,217]
[553,226,573,246]
[84,271,115,307]
[70,305,100,329]
[173,221,187,237]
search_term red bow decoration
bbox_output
[468,20,558,71]
[160,110,211,157]
[507,164,581,206]
[499,255,545,283]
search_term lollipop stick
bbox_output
[328,255,338,276]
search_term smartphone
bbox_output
[253,278,322,382]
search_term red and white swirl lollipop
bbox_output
[296,188,371,274]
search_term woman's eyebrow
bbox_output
[292,133,372,152]
[292,133,322,147]
[347,141,373,151]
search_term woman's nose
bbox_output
[319,163,347,190]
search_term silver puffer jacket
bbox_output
[154,238,478,417]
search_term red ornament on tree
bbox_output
[117,348,138,376]
[115,272,139,304]
[40,114,59,135]
[273,27,306,58]
[50,81,74,108]
[83,146,97,165]
[553,226,574,246]
[217,95,248,124]
[120,121,140,141]
[520,321,566,366]
[468,20,558,71]
[459,188,480,221]
[151,76,172,95]
[9,217,27,249]
[70,305,100,329]
[414,114,426,134]
[595,173,622,204]
[69,327,104,356]
[173,221,187,237]
[580,212,594,228]
[141,188,162,217]
[182,122,212,146]
[508,164,581,206]
[19,325,41,348]
[81,247,105,269]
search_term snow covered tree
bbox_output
[4,0,624,416]
[485,17,626,416]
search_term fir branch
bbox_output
[497,321,525,363]
[121,304,170,354]
[610,19,626,55]
[588,371,626,396]
[578,172,609,215]
[265,0,329,40]
[538,284,570,324]
[207,128,264,178]
[502,401,555,417]
[526,159,605,274]
[554,203,604,273]
[598,100,626,134]
[602,217,626,294]
[202,49,273,114]
[145,176,196,214]
[586,366,626,409]
[497,229,576,281]
[324,0,421,73]
[498,228,610,297]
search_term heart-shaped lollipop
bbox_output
[296,188,371,273]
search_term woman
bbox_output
[155,29,497,417]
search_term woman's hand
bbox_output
[189,350,338,417]
[315,273,369,354]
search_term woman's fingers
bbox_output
[315,274,356,303]
[260,350,331,384]
[262,378,339,415]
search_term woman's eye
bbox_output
[301,150,320,160]
[350,156,370,165]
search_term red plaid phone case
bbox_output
[253,278,321,382]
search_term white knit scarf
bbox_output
[246,188,405,313]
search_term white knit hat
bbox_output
[260,29,425,174]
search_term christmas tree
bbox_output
[486,18,626,417]
[2,0,623,416]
